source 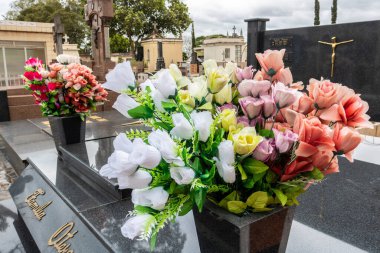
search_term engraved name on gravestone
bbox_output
[269,36,293,64]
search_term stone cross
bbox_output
[63,34,70,44]
[53,15,64,55]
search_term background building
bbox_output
[0,20,56,88]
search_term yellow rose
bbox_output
[178,90,195,108]
[214,84,232,105]
[207,67,229,94]
[232,127,262,155]
[220,109,237,132]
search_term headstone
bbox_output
[53,15,65,55]
[245,19,380,120]
[85,0,115,81]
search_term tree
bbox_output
[5,0,89,46]
[110,34,130,53]
[191,22,196,51]
[314,0,320,26]
[112,0,192,56]
[331,0,337,24]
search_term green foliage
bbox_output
[227,201,247,215]
[331,0,337,24]
[6,0,89,46]
[191,22,196,50]
[242,158,269,175]
[128,105,154,119]
[314,0,320,26]
[194,34,226,48]
[125,129,150,141]
[110,34,130,53]
[112,0,192,55]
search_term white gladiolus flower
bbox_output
[148,130,184,166]
[170,113,193,140]
[170,167,195,185]
[121,214,155,239]
[202,59,218,76]
[214,140,236,183]
[99,150,138,177]
[103,61,136,93]
[169,64,182,82]
[129,138,161,169]
[117,170,152,189]
[139,79,155,92]
[113,94,140,118]
[132,187,169,210]
[151,88,168,112]
[153,69,176,98]
[224,62,237,76]
[177,76,191,88]
[214,83,232,105]
[113,133,133,153]
[191,111,213,142]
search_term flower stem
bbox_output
[323,154,336,171]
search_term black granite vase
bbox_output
[194,201,295,253]
[48,114,86,152]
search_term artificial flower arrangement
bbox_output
[22,56,108,118]
[100,49,371,249]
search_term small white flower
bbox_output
[188,76,212,102]
[113,133,133,153]
[103,61,136,93]
[153,69,176,98]
[214,140,236,183]
[170,167,195,185]
[191,111,213,142]
[99,150,138,177]
[117,170,152,190]
[112,94,140,118]
[151,88,168,112]
[148,130,184,166]
[170,113,193,140]
[121,214,155,240]
[131,187,169,210]
[129,138,161,169]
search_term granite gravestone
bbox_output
[245,19,380,121]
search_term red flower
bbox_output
[47,82,58,91]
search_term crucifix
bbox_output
[232,25,236,37]
[318,36,354,78]
[63,34,70,44]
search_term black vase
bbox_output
[194,201,295,253]
[48,114,86,152]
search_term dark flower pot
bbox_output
[194,201,295,253]
[48,114,86,152]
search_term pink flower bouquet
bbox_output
[22,58,108,117]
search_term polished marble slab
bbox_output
[293,157,380,252]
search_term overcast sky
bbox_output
[2,0,380,36]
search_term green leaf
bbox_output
[243,177,255,189]
[305,167,325,180]
[237,163,247,181]
[242,158,269,175]
[178,198,193,216]
[193,187,207,212]
[150,232,158,251]
[134,205,158,214]
[154,121,172,131]
[246,191,269,209]
[201,164,215,185]
[266,170,278,183]
[272,189,288,206]
[227,201,247,214]
[127,105,153,119]
[179,104,192,122]
[167,181,177,194]
[192,157,202,174]
[258,129,275,138]
[161,100,177,112]
[218,190,239,209]
[197,102,213,110]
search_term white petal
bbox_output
[148,130,184,166]
[121,214,154,239]
[218,140,235,165]
[99,164,118,178]
[151,89,168,112]
[170,113,193,140]
[131,187,169,210]
[112,94,140,118]
[129,138,161,169]
[153,69,176,98]
[139,79,155,92]
[107,150,138,176]
[191,111,213,142]
[117,170,152,190]
[170,167,195,185]
[103,61,136,93]
[113,133,133,153]
[215,159,236,183]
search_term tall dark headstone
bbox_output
[85,0,115,81]
[244,18,269,69]
[156,41,165,70]
[53,15,65,56]
[0,89,10,122]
